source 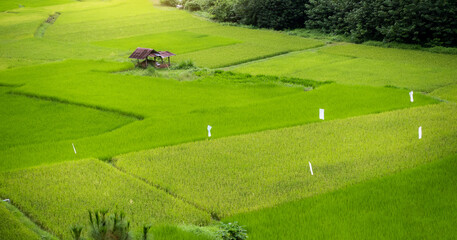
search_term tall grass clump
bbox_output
[88,209,132,240]
[71,225,84,240]
[171,60,196,70]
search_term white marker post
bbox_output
[418,126,422,139]
[319,109,325,120]
[207,125,212,137]
[72,143,77,154]
[309,162,314,175]
[409,91,414,102]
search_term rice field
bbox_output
[0,202,41,240]
[0,63,437,171]
[225,154,457,239]
[115,103,457,218]
[230,44,457,92]
[0,159,211,239]
[1,0,457,239]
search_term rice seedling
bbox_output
[225,154,457,239]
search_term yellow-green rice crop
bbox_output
[431,83,457,103]
[115,103,457,218]
[231,44,457,91]
[93,31,241,55]
[0,159,212,239]
[0,202,41,240]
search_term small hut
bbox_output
[150,51,176,68]
[129,47,175,68]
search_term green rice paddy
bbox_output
[0,159,211,239]
[225,154,457,239]
[230,44,457,92]
[0,0,456,239]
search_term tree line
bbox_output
[162,0,457,47]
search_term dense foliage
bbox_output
[178,0,457,47]
[305,0,457,46]
[234,0,306,30]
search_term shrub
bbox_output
[209,0,238,22]
[218,222,248,240]
[235,0,307,30]
[184,1,201,11]
[160,0,178,7]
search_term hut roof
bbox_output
[150,51,176,58]
[129,47,156,59]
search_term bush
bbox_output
[217,222,247,240]
[235,0,307,30]
[160,0,178,7]
[184,1,201,11]
[209,0,238,22]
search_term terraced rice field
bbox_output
[0,0,456,239]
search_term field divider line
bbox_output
[34,12,61,39]
[108,160,219,220]
[8,91,145,120]
[0,195,59,240]
[219,43,335,70]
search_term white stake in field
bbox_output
[319,109,324,120]
[409,91,414,102]
[207,125,212,137]
[72,143,77,154]
[418,126,422,139]
[309,161,314,175]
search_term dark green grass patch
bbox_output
[0,86,135,150]
[0,159,211,239]
[226,154,457,239]
[116,103,457,218]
